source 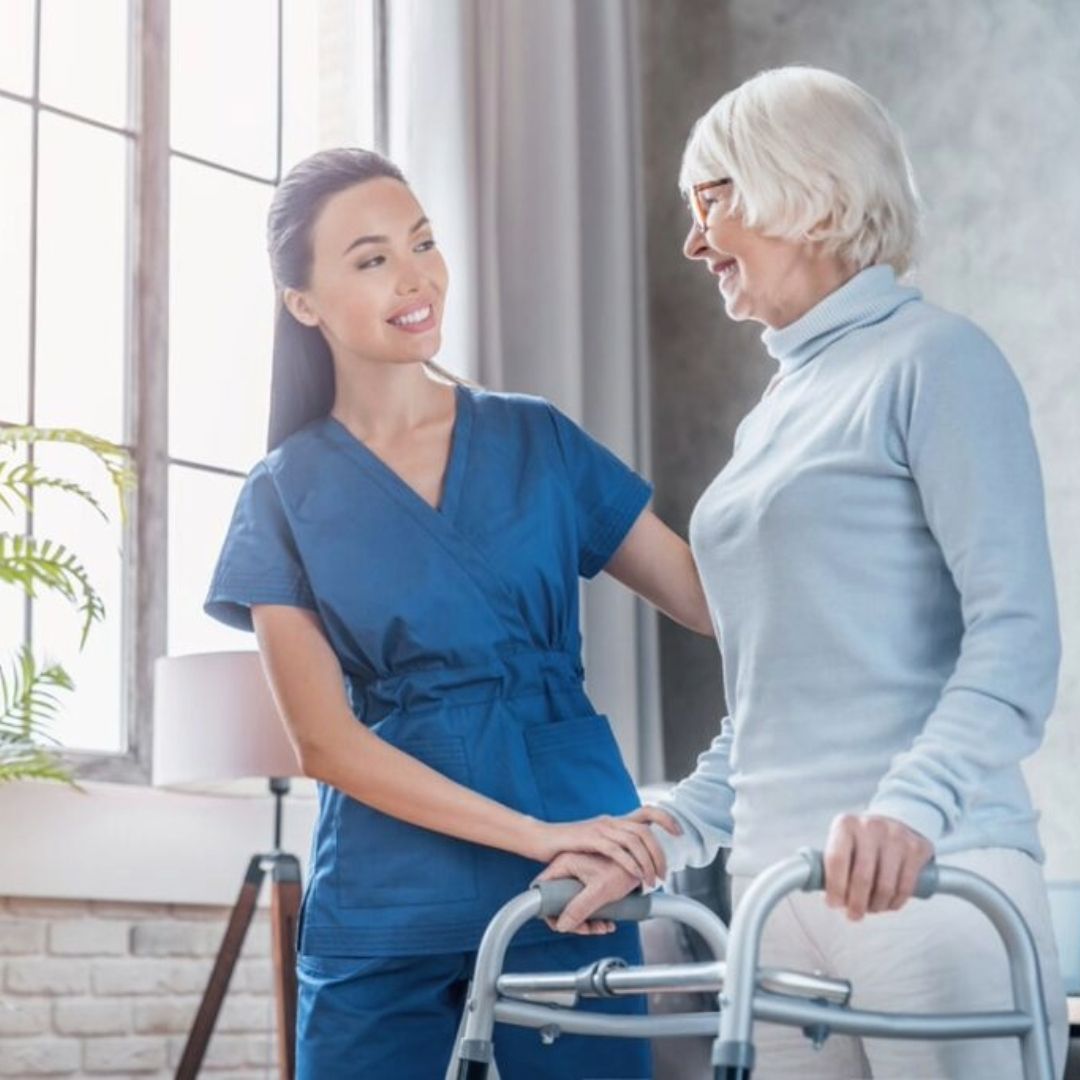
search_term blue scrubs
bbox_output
[204,384,653,1077]
[296,927,647,1079]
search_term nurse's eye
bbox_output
[356,255,386,270]
[415,238,437,253]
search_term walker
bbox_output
[448,847,1054,1079]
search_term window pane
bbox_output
[167,464,249,657]
[281,0,377,173]
[0,99,32,425]
[0,446,28,656]
[30,440,125,753]
[169,159,274,471]
[0,0,34,96]
[171,0,278,177]
[34,112,129,443]
[0,580,25,659]
[40,0,131,129]
[280,0,319,172]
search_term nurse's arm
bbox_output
[250,603,673,883]
[604,509,714,636]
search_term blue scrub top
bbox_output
[203,384,653,956]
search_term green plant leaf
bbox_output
[0,534,105,648]
[0,745,80,788]
[0,424,136,788]
[0,459,109,521]
[0,426,134,525]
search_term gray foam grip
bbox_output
[798,847,938,899]
[534,879,652,921]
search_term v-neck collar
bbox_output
[320,381,472,521]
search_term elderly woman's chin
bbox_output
[717,275,755,323]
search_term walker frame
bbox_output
[448,847,1054,1079]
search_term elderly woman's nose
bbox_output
[683,222,709,261]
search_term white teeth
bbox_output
[391,305,431,326]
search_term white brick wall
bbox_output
[0,897,277,1078]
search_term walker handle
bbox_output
[534,879,653,922]
[798,847,939,899]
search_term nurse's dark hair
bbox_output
[265,147,465,453]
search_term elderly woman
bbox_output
[539,66,1069,1078]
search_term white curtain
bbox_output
[386,0,663,781]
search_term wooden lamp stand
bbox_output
[175,778,301,1080]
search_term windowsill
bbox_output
[0,778,318,906]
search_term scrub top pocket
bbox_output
[334,735,479,908]
[524,714,641,823]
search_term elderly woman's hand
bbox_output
[823,813,933,920]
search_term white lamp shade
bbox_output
[153,650,304,792]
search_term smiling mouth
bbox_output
[713,259,738,285]
[388,303,432,326]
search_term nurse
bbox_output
[203,147,711,1079]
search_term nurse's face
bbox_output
[285,177,449,366]
[681,180,826,329]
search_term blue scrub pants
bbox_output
[296,923,652,1079]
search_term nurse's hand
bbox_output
[823,812,934,921]
[532,852,639,934]
[528,808,679,888]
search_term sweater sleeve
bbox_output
[647,715,737,875]
[866,325,1060,843]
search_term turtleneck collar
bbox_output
[760,264,922,377]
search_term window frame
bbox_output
[2,0,387,784]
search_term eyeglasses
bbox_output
[689,178,733,232]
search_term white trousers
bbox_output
[729,847,1069,1080]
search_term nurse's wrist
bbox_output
[509,813,549,862]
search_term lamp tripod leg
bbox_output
[176,855,264,1080]
[270,854,301,1080]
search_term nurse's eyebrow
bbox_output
[342,216,430,256]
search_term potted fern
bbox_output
[0,426,134,785]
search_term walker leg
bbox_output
[454,1063,489,1079]
[449,1039,494,1080]
[713,1037,754,1079]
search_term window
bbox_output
[1,0,380,780]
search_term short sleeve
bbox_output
[203,461,317,632]
[544,402,653,579]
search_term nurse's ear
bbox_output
[283,286,321,328]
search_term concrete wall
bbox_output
[639,0,1080,878]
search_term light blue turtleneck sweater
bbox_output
[653,264,1060,879]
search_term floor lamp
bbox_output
[153,651,308,1080]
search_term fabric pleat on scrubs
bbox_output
[204,384,654,1077]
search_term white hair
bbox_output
[679,66,921,275]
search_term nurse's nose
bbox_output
[394,262,424,295]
